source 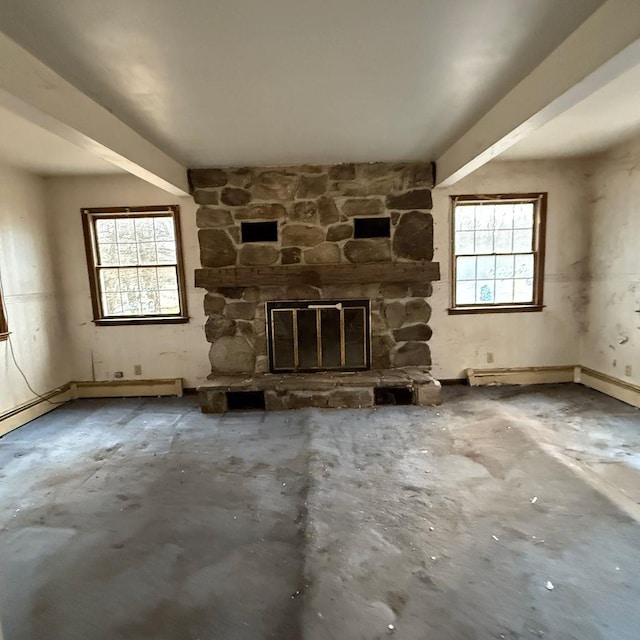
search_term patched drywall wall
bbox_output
[581,136,640,386]
[46,175,209,388]
[430,159,591,379]
[0,162,72,413]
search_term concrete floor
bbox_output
[0,384,639,640]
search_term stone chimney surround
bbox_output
[190,161,441,411]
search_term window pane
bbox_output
[89,211,183,319]
[494,205,514,229]
[154,217,174,240]
[455,206,475,231]
[456,281,475,305]
[118,243,138,265]
[476,280,494,303]
[157,242,177,264]
[118,268,139,292]
[157,267,178,290]
[514,203,534,228]
[514,279,533,303]
[455,231,474,254]
[135,217,155,241]
[494,230,513,253]
[476,255,495,279]
[159,290,180,314]
[138,242,158,264]
[452,196,542,310]
[96,219,116,243]
[98,243,119,266]
[116,218,135,242]
[103,293,123,316]
[123,291,142,315]
[513,229,533,252]
[141,290,160,314]
[99,269,120,293]
[456,256,476,281]
[495,279,514,303]
[138,267,158,292]
[475,231,494,254]
[496,255,515,278]
[515,253,534,278]
[474,205,494,230]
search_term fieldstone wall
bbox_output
[190,162,436,375]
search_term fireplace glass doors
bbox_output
[267,300,371,372]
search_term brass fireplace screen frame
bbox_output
[266,299,371,373]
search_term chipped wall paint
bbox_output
[0,162,73,413]
[581,136,640,386]
[430,159,591,379]
[46,175,210,388]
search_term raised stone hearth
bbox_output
[199,368,442,412]
[191,161,441,410]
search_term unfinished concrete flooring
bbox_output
[1,385,639,639]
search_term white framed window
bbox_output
[450,194,547,314]
[81,206,189,325]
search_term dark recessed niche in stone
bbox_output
[225,390,266,411]
[374,386,413,406]
[354,217,391,239]
[241,221,278,243]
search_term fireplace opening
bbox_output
[374,386,413,405]
[226,390,266,411]
[267,299,370,372]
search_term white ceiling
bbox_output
[0,104,122,175]
[502,61,640,161]
[0,0,604,171]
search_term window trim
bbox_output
[448,193,547,315]
[81,205,189,325]
[0,280,8,341]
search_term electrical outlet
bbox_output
[134,364,142,376]
[114,371,124,379]
[487,352,494,364]
[625,365,632,377]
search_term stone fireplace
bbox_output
[191,161,441,411]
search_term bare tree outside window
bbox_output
[82,206,188,325]
[449,194,546,314]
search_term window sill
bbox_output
[94,316,190,326]
[448,304,544,315]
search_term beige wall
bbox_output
[430,159,590,379]
[45,159,592,385]
[45,175,209,388]
[0,162,72,413]
[581,136,640,386]
[5,150,635,394]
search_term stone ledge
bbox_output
[199,368,442,412]
[195,261,440,289]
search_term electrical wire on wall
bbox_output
[0,264,67,407]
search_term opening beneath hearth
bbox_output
[226,390,266,411]
[267,299,370,373]
[374,386,413,405]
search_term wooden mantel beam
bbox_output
[195,262,440,289]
